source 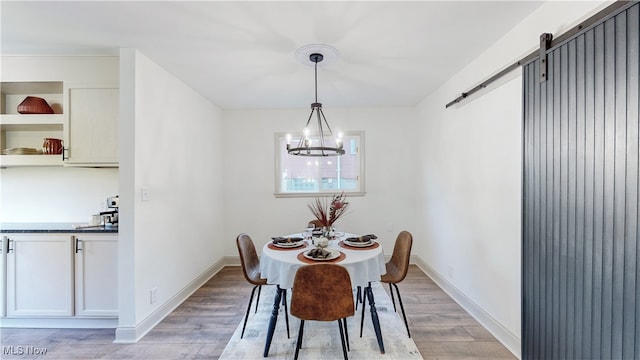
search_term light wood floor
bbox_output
[0,265,516,359]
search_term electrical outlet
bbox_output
[150,287,158,304]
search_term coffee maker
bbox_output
[100,195,119,226]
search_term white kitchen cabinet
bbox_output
[2,232,118,322]
[74,235,118,317]
[6,234,74,317]
[64,86,118,166]
[1,57,119,167]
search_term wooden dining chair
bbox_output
[290,264,355,360]
[360,230,413,338]
[236,233,289,339]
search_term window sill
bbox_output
[274,191,366,199]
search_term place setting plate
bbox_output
[339,235,380,249]
[269,237,306,250]
[302,248,341,261]
[273,241,305,248]
[343,239,375,248]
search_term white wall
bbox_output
[116,49,225,342]
[415,1,609,357]
[222,107,421,255]
[0,167,118,222]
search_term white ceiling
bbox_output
[1,1,543,109]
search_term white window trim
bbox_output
[274,131,366,198]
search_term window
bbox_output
[275,131,364,197]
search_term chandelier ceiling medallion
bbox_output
[287,45,345,157]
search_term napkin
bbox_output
[307,248,332,259]
[345,234,377,243]
[271,237,303,244]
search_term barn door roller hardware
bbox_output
[444,1,633,108]
[539,33,553,83]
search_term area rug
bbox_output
[220,283,423,359]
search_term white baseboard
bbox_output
[411,256,521,359]
[223,255,241,266]
[113,257,226,343]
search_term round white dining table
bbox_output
[259,233,386,289]
[259,233,388,357]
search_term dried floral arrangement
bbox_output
[308,192,349,227]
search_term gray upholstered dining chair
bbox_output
[360,230,413,338]
[236,233,290,339]
[290,264,354,360]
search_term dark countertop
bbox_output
[0,222,118,233]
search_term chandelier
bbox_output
[286,52,345,157]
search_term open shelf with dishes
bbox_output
[1,81,65,167]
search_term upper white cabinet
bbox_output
[64,85,118,166]
[0,56,119,168]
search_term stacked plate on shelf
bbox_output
[2,147,42,155]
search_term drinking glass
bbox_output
[332,227,344,242]
[303,228,313,245]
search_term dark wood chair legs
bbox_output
[293,319,305,360]
[358,282,385,354]
[389,283,411,338]
[282,287,290,338]
[355,286,364,310]
[293,319,349,360]
[255,284,262,313]
[241,284,260,339]
[338,319,349,359]
[342,318,350,351]
[263,286,290,357]
[242,285,290,340]
[360,282,411,339]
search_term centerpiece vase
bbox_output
[322,225,334,239]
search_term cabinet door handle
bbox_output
[7,238,14,253]
[62,147,69,161]
[75,238,83,253]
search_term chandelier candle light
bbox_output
[286,52,345,157]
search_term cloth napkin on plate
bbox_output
[271,237,303,244]
[307,248,332,259]
[345,234,378,243]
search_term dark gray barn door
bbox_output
[522,3,639,360]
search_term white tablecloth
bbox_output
[260,233,386,289]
